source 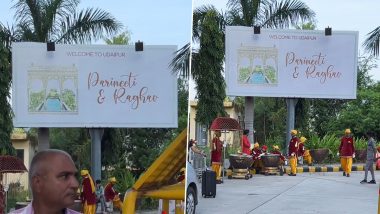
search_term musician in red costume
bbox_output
[80,169,96,214]
[288,130,299,176]
[104,177,123,212]
[211,130,223,182]
[338,129,355,177]
[251,142,263,173]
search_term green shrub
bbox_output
[137,198,159,210]
[6,182,29,212]
[355,137,367,150]
[264,135,286,153]
[305,133,341,163]
[112,168,136,194]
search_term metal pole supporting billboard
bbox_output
[37,128,50,151]
[89,128,104,181]
[285,98,298,154]
[244,97,255,144]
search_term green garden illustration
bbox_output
[28,65,78,113]
[237,46,278,85]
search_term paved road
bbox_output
[196,171,380,214]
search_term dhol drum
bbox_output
[261,154,283,176]
[228,154,254,180]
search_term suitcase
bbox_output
[202,170,216,198]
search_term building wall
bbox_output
[6,131,36,191]
[189,100,243,149]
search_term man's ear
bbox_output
[31,175,42,193]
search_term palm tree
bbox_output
[0,0,122,152]
[0,26,14,155]
[364,26,380,57]
[9,0,122,43]
[192,9,227,127]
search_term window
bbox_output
[16,149,24,162]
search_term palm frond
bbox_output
[13,0,43,40]
[363,26,380,57]
[15,22,38,41]
[0,24,16,48]
[261,0,315,29]
[170,43,191,78]
[56,8,122,44]
[43,0,80,41]
[226,0,262,26]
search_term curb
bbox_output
[284,165,366,174]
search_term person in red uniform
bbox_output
[338,129,355,177]
[288,130,299,176]
[271,145,285,163]
[271,145,286,174]
[242,129,251,155]
[251,142,263,173]
[104,177,123,212]
[298,136,306,165]
[211,130,223,183]
[80,169,96,214]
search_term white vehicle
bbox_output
[186,162,199,214]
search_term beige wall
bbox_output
[189,100,242,150]
[5,131,36,191]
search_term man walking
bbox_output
[360,132,377,184]
[338,129,355,177]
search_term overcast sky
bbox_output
[0,0,192,48]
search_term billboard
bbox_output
[225,26,358,99]
[12,42,178,128]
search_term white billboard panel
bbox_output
[225,26,358,99]
[12,42,178,128]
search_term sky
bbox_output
[0,0,193,48]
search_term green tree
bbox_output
[192,10,226,126]
[0,27,15,155]
[49,128,90,169]
[326,55,379,138]
[306,55,377,137]
[329,86,380,139]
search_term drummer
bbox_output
[271,145,285,165]
[298,136,312,165]
[251,142,263,174]
[260,145,269,155]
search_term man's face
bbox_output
[34,154,79,209]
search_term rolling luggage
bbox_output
[202,170,216,198]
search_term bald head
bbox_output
[29,149,74,183]
[29,149,79,211]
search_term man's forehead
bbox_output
[45,153,77,173]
